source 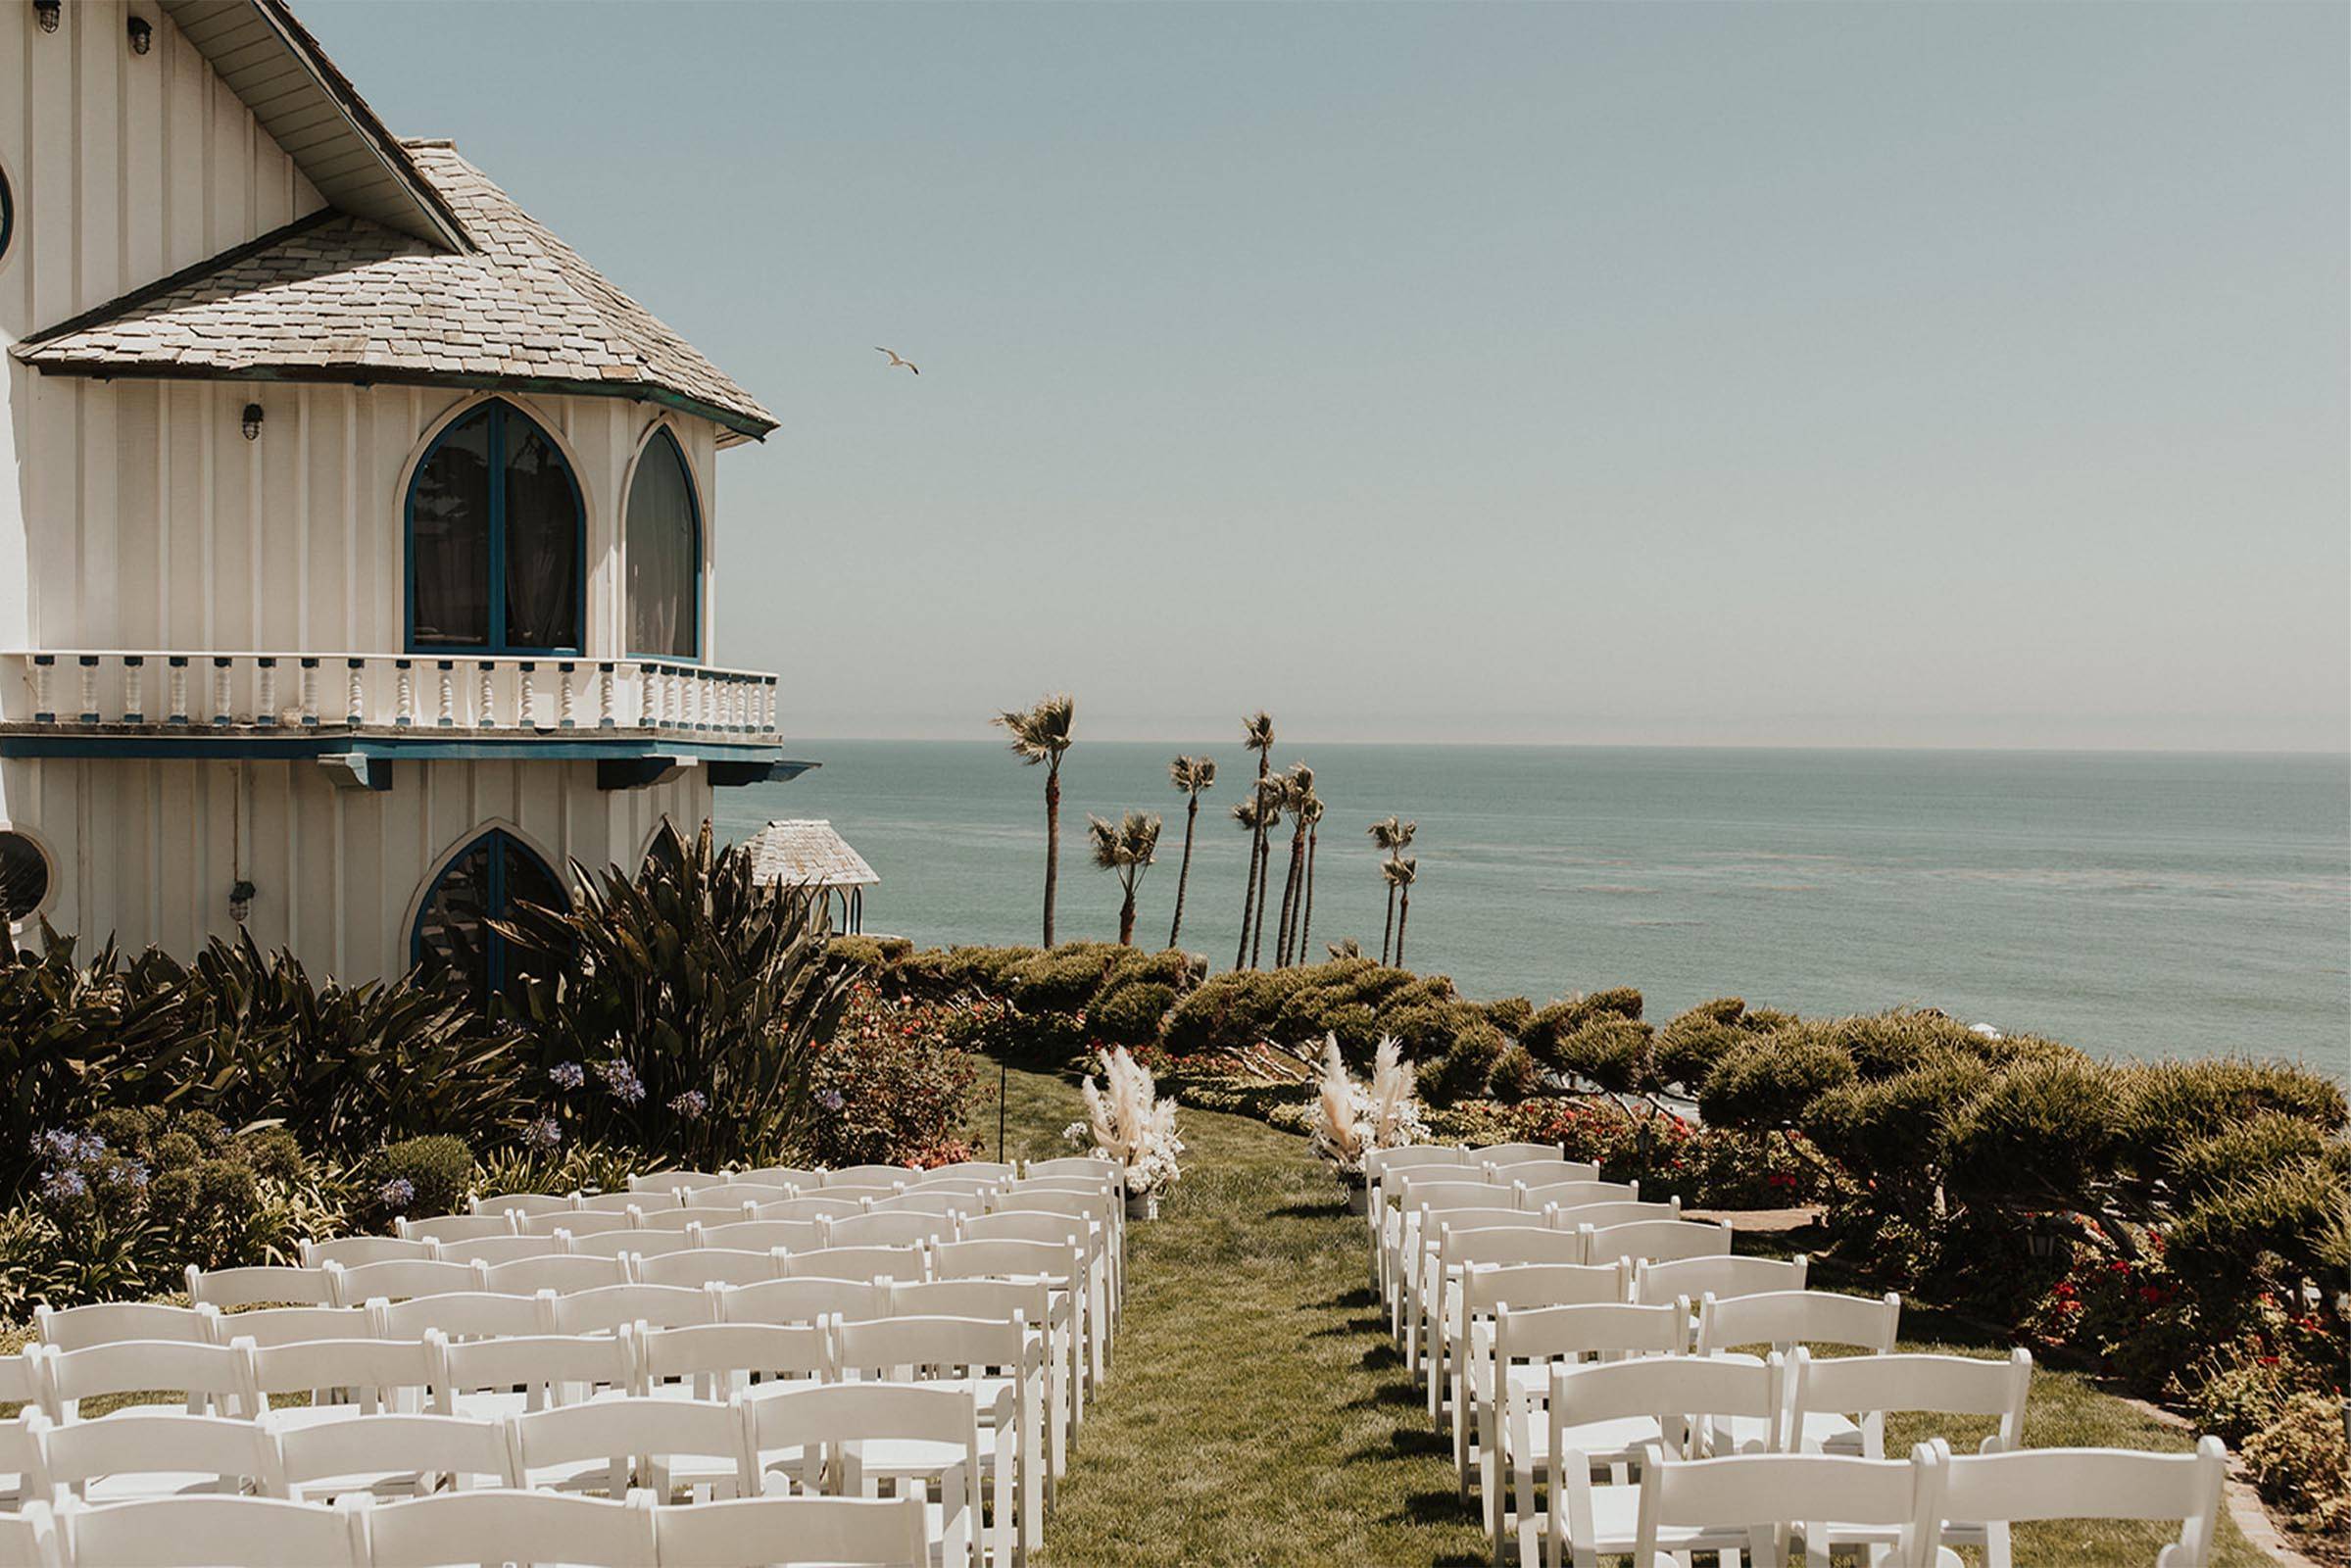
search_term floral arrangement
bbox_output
[1064,1046,1185,1197]
[1307,1033,1425,1178]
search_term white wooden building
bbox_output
[0,0,807,993]
[748,819,878,935]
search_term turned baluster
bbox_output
[31,656,55,723]
[256,658,278,727]
[436,662,456,728]
[559,662,576,728]
[77,657,99,724]
[212,658,233,727]
[395,661,416,727]
[167,658,189,724]
[517,662,537,727]
[123,657,146,724]
[299,659,319,727]
[476,662,496,729]
[598,662,616,728]
[347,660,367,727]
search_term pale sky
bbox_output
[310,1,2350,752]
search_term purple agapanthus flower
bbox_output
[106,1159,151,1192]
[667,1091,709,1121]
[377,1177,416,1210]
[816,1088,847,1113]
[522,1116,563,1152]
[596,1059,646,1104]
[39,1167,89,1202]
[549,1061,585,1092]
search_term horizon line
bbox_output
[776,734,2351,759]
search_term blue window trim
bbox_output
[404,399,587,657]
[409,827,568,997]
[624,424,704,664]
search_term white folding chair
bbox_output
[432,1235,573,1268]
[1022,1154,1121,1187]
[1418,1222,1590,1399]
[742,1165,824,1190]
[529,1209,635,1239]
[741,1383,983,1568]
[205,1305,373,1349]
[635,1249,783,1290]
[693,1219,825,1254]
[893,1278,1072,1492]
[483,1254,632,1298]
[871,1190,987,1219]
[548,1284,721,1338]
[989,1189,1122,1321]
[35,1340,253,1423]
[1487,1300,1693,1553]
[1396,1200,1541,1359]
[819,1183,912,1205]
[269,1410,514,1502]
[631,1170,727,1194]
[830,1316,1042,1566]
[359,1488,658,1567]
[434,1333,633,1420]
[0,1499,59,1568]
[326,1258,486,1309]
[930,1238,1091,1429]
[1579,1216,1730,1269]
[1472,1141,1564,1167]
[678,1182,796,1208]
[1924,1437,2228,1568]
[372,1291,543,1345]
[635,1203,757,1234]
[1,1409,50,1511]
[1633,1253,1808,1309]
[1450,1262,1629,1499]
[1494,1160,1604,1189]
[1631,1446,1932,1568]
[1529,1352,1786,1568]
[395,1212,519,1246]
[1514,1179,1639,1212]
[632,1322,831,1404]
[752,1197,868,1224]
[569,1228,698,1261]
[1385,1178,1516,1330]
[238,1335,442,1431]
[510,1395,754,1501]
[34,1411,278,1505]
[1554,1198,1684,1233]
[723,1278,890,1329]
[651,1494,927,1568]
[824,1164,918,1189]
[33,1302,216,1351]
[957,1213,1104,1391]
[781,1246,931,1286]
[1366,1145,1472,1289]
[583,1189,666,1213]
[471,1191,581,1218]
[1697,1289,1901,1454]
[826,1211,960,1250]
[918,1161,1015,1185]
[183,1264,335,1311]
[58,1493,362,1567]
[301,1235,434,1269]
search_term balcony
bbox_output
[0,651,807,790]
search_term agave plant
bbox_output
[495,819,856,1168]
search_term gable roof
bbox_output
[158,0,468,251]
[747,820,881,890]
[14,143,777,441]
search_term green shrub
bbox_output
[2167,1158,2351,1289]
[1940,1055,2125,1204]
[1421,1020,1507,1105]
[2121,1058,2349,1171]
[2242,1393,2351,1540]
[1814,1011,1984,1080]
[1652,998,1771,1090]
[1486,1043,1542,1102]
[377,1135,474,1218]
[1007,944,1128,1014]
[499,819,855,1168]
[1484,997,1534,1035]
[1091,981,1176,1045]
[1802,1052,1991,1210]
[1544,1017,1656,1094]
[1698,1032,1856,1130]
[2168,1112,2333,1200]
[2184,1343,2308,1443]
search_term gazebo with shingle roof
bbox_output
[747,820,879,934]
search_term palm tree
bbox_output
[1236,711,1275,968]
[1274,763,1314,966]
[1250,772,1284,969]
[1368,814,1416,963]
[1089,810,1162,946]
[1298,788,1325,963]
[1165,756,1216,949]
[993,694,1075,947]
[1385,855,1418,966]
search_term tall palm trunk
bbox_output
[1117,883,1138,945]
[1250,838,1271,968]
[1236,824,1259,969]
[1299,823,1318,958]
[1042,760,1061,947]
[1381,882,1396,964]
[1275,821,1305,965]
[1395,881,1410,966]
[1168,793,1200,949]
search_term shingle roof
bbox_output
[14,143,776,442]
[747,820,881,890]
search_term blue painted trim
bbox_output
[405,399,587,659]
[0,732,808,771]
[623,425,704,664]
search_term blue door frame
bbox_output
[409,828,565,998]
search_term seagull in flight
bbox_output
[875,347,919,376]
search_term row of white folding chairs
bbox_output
[23,1257,1093,1491]
[4,1321,1041,1567]
[1362,1143,1581,1286]
[1504,1366,2224,1568]
[1394,1203,1734,1361]
[0,1489,936,1568]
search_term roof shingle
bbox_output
[747,820,881,890]
[14,143,776,441]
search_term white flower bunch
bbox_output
[1307,1033,1425,1176]
[1062,1045,1186,1197]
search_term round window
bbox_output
[0,831,50,922]
[0,168,13,267]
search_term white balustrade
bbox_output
[4,652,785,744]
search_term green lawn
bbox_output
[986,1063,2272,1568]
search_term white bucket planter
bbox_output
[1125,1190,1159,1223]
[1343,1180,1369,1216]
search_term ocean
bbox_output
[718,743,2350,1070]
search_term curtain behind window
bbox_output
[410,412,492,645]
[503,418,580,651]
[625,431,699,660]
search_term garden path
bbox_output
[983,1063,2277,1568]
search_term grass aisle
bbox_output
[984,1063,2273,1568]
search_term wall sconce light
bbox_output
[34,0,62,34]
[241,403,265,441]
[127,15,153,54]
[227,879,256,924]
